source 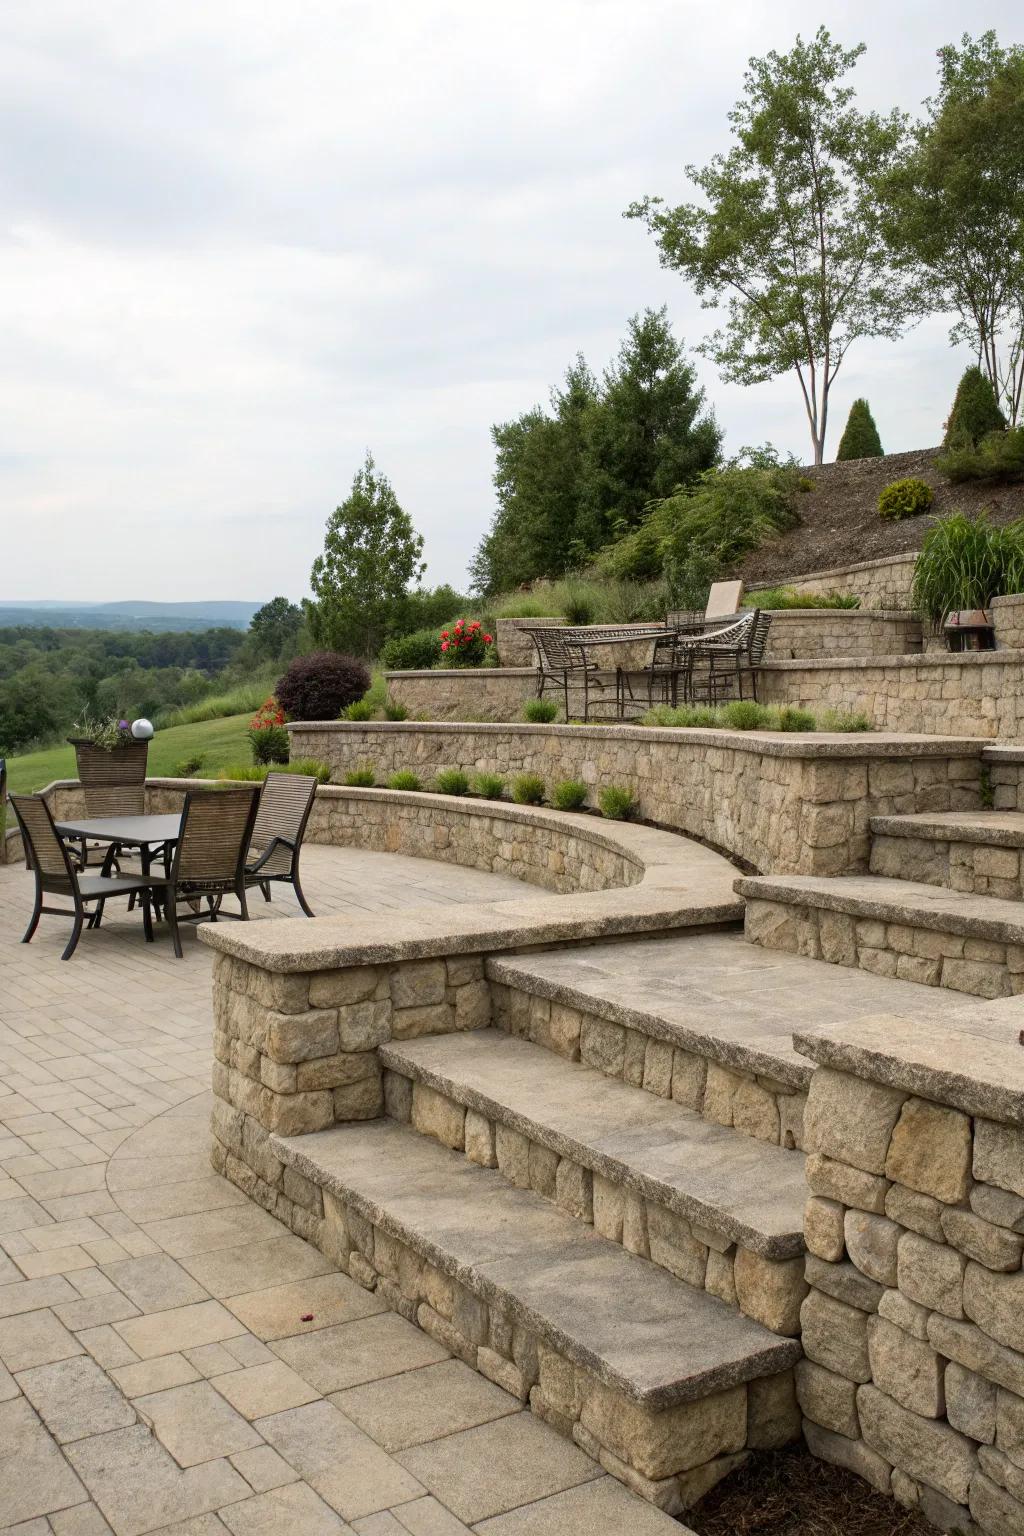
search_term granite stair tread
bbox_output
[735,872,1024,943]
[272,1118,800,1410]
[486,931,955,1089]
[380,1028,805,1258]
[869,810,1024,847]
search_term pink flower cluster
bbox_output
[439,618,494,666]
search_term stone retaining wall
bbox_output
[289,722,985,878]
[793,1016,1024,1535]
[750,553,920,610]
[385,667,538,722]
[994,595,1024,652]
[761,610,922,660]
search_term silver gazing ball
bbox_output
[131,718,155,741]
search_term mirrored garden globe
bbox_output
[131,719,155,740]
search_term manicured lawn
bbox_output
[5,713,253,794]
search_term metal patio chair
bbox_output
[245,772,318,917]
[10,794,161,961]
[524,627,619,722]
[158,786,260,958]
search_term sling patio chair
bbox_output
[10,793,162,961]
[156,786,260,958]
[244,771,318,917]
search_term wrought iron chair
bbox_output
[524,627,619,722]
[10,794,160,961]
[676,612,758,705]
[245,772,318,917]
[159,787,260,958]
[697,609,773,703]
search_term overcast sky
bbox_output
[2,1,1020,603]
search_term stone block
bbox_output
[804,1197,845,1263]
[477,1346,530,1402]
[806,1154,889,1213]
[877,1288,930,1341]
[465,1110,497,1168]
[265,1089,334,1136]
[867,1316,945,1418]
[898,1231,966,1319]
[802,1419,891,1495]
[976,1120,1024,1198]
[804,1070,906,1174]
[383,1070,412,1123]
[800,1290,871,1382]
[733,1251,806,1336]
[336,1000,390,1052]
[622,1191,649,1257]
[592,1175,624,1243]
[528,1142,559,1200]
[804,1256,882,1314]
[971,1471,1024,1536]
[295,1050,378,1091]
[647,1206,707,1289]
[747,1372,800,1450]
[703,1064,742,1128]
[308,966,379,1007]
[554,1159,592,1223]
[580,1378,747,1480]
[965,1263,1024,1354]
[971,1183,1024,1232]
[390,960,447,1009]
[495,1123,530,1188]
[997,1389,1024,1473]
[731,1080,780,1143]
[796,1360,859,1439]
[885,1183,945,1243]
[885,1098,972,1204]
[818,910,857,965]
[455,981,491,1031]
[264,1009,340,1066]
[671,1051,707,1112]
[332,1076,383,1121]
[642,1039,674,1099]
[705,1250,737,1307]
[946,1361,996,1444]
[390,1003,454,1039]
[857,1383,975,1505]
[579,1017,626,1077]
[941,1207,1024,1271]
[844,1210,900,1287]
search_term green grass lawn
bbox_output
[5,714,254,794]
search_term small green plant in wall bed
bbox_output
[473,772,506,800]
[511,773,546,805]
[552,780,588,811]
[344,698,376,721]
[387,770,422,791]
[344,765,376,786]
[435,768,471,796]
[523,698,559,723]
[599,784,638,821]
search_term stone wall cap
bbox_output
[983,744,1024,763]
[736,872,1024,945]
[793,1012,1024,1125]
[287,720,988,760]
[762,651,1024,672]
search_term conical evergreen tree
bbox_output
[836,399,883,461]
[943,366,1007,448]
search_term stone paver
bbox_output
[0,845,682,1532]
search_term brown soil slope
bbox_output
[741,447,1024,585]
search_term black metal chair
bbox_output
[245,772,318,917]
[159,787,260,958]
[697,610,772,703]
[524,627,619,722]
[10,794,160,961]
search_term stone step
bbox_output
[737,872,1024,999]
[485,930,958,1148]
[380,1030,806,1330]
[869,810,1024,899]
[271,1117,801,1513]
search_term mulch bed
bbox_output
[686,1447,935,1536]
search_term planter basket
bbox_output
[68,738,149,816]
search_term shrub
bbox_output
[746,586,859,610]
[943,365,1006,449]
[523,698,558,723]
[511,773,545,805]
[912,513,1024,625]
[718,700,774,730]
[552,779,587,811]
[378,627,441,671]
[820,709,872,732]
[835,398,883,460]
[173,755,205,778]
[248,697,289,764]
[643,704,720,728]
[387,770,422,791]
[434,768,470,796]
[343,765,376,787]
[383,699,409,720]
[562,583,596,626]
[775,706,817,732]
[276,651,370,721]
[878,478,934,521]
[218,760,329,783]
[936,426,1024,485]
[473,772,505,800]
[598,784,638,821]
[343,698,375,721]
[440,619,495,668]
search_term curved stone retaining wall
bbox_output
[289,722,985,878]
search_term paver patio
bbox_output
[0,846,678,1535]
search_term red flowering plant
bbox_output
[248,697,290,765]
[439,618,494,669]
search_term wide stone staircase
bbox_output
[264,928,973,1519]
[738,809,1024,1000]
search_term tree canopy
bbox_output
[836,399,883,460]
[307,452,426,657]
[248,597,304,661]
[627,28,918,464]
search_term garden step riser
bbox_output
[870,833,1024,901]
[488,977,809,1151]
[382,1067,807,1337]
[744,898,1024,999]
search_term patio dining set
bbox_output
[9,770,319,962]
[524,588,773,723]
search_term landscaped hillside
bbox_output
[739,447,1024,585]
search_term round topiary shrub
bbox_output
[276,651,370,720]
[878,478,934,522]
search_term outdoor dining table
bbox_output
[54,813,182,873]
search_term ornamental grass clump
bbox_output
[473,772,506,800]
[911,512,1024,625]
[774,706,817,732]
[343,698,375,721]
[552,780,588,811]
[820,709,872,732]
[435,768,471,796]
[383,700,409,720]
[343,765,376,787]
[512,773,545,805]
[523,698,559,723]
[599,784,637,821]
[718,700,773,731]
[387,770,422,791]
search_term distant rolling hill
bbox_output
[0,600,264,632]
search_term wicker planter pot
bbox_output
[68,738,149,814]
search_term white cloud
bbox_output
[0,0,1017,599]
